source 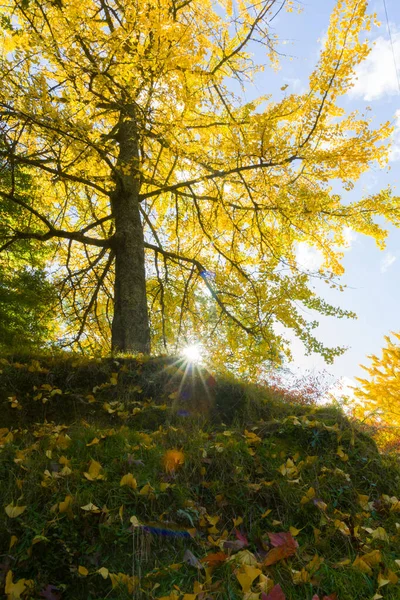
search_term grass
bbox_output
[0,353,400,600]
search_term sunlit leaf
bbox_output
[120,473,137,489]
[83,460,104,481]
[97,567,109,579]
[5,504,26,518]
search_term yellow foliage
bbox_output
[0,0,398,366]
[354,333,400,431]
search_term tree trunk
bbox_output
[111,115,150,354]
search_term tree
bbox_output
[0,141,57,351]
[0,0,399,368]
[354,333,400,428]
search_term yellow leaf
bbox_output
[292,568,310,584]
[97,567,109,579]
[233,550,259,566]
[163,449,185,473]
[5,571,33,600]
[363,550,382,566]
[353,555,372,575]
[336,446,349,462]
[60,466,72,476]
[289,526,302,537]
[377,572,390,588]
[84,460,104,481]
[130,515,141,527]
[139,483,154,496]
[358,494,370,510]
[335,519,350,536]
[233,516,243,527]
[236,565,262,593]
[372,527,389,542]
[261,509,272,518]
[300,487,315,504]
[160,482,173,491]
[5,504,26,518]
[81,503,101,513]
[59,495,73,513]
[334,558,351,567]
[9,535,18,550]
[86,437,100,446]
[120,473,137,489]
[386,570,399,584]
[78,565,88,576]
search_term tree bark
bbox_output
[111,114,150,354]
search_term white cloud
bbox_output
[380,251,397,273]
[342,227,357,251]
[296,242,323,271]
[349,32,400,101]
[389,108,400,161]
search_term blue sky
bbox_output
[242,0,400,392]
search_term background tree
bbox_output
[0,0,399,370]
[354,333,400,428]
[0,144,57,352]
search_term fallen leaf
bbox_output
[201,552,228,566]
[261,584,286,600]
[97,567,109,579]
[86,438,100,447]
[264,532,298,566]
[9,536,18,550]
[83,460,104,481]
[130,515,141,527]
[78,566,88,576]
[371,527,389,542]
[59,495,73,513]
[163,450,185,473]
[301,487,316,504]
[5,504,26,518]
[236,564,262,593]
[120,473,137,489]
[5,571,33,599]
[81,503,101,513]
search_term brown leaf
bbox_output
[262,584,286,599]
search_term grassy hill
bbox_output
[1,354,400,600]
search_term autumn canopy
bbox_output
[0,0,399,370]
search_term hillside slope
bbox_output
[1,355,400,600]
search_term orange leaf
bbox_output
[163,450,185,474]
[200,551,228,566]
[264,532,298,566]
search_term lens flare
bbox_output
[181,345,202,363]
